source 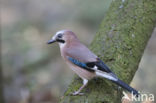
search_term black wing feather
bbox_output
[68,56,112,73]
[86,58,112,73]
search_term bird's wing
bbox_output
[65,44,114,73]
[67,56,118,80]
[67,56,112,73]
[67,56,95,72]
[86,58,112,73]
[66,43,98,63]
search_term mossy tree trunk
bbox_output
[60,0,156,103]
[0,41,5,102]
[0,67,4,103]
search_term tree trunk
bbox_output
[0,4,5,102]
[60,0,156,103]
[0,35,5,102]
[0,67,4,103]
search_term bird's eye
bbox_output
[57,33,62,38]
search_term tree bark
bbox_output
[0,67,4,103]
[0,5,5,103]
[0,23,5,103]
[60,0,156,103]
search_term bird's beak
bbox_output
[47,39,56,44]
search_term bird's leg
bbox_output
[72,79,88,96]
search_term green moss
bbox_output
[60,0,156,102]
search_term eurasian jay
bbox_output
[47,30,139,96]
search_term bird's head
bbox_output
[47,30,78,47]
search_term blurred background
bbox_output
[1,0,156,103]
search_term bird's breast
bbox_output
[66,61,96,80]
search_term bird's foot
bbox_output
[71,91,84,96]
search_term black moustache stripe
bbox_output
[56,39,65,43]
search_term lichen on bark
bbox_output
[60,0,156,103]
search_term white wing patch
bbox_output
[92,66,98,70]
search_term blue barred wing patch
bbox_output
[67,57,94,72]
[68,57,87,68]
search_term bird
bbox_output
[47,30,139,96]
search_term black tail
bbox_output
[112,79,139,97]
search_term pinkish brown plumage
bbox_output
[47,30,139,96]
